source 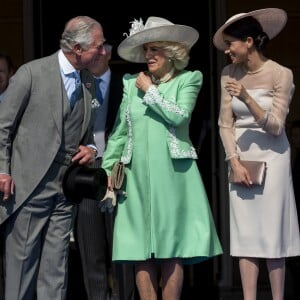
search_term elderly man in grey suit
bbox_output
[0,16,106,300]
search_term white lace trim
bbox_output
[143,85,185,116]
[168,127,197,159]
[143,85,197,159]
[121,106,133,163]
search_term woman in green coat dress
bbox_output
[101,16,223,300]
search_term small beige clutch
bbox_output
[111,161,125,190]
[229,160,267,185]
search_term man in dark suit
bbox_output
[0,16,106,300]
[73,43,136,300]
[0,52,14,102]
[0,52,14,300]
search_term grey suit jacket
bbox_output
[0,52,96,224]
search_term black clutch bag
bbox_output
[229,160,267,185]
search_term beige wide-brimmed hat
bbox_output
[213,8,287,51]
[117,16,199,63]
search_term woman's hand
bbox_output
[135,72,152,92]
[225,79,266,121]
[230,157,253,187]
[225,80,249,101]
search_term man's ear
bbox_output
[73,43,83,54]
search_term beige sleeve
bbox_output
[218,68,238,160]
[258,66,295,136]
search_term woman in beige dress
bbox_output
[213,8,300,300]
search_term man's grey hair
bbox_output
[60,16,102,52]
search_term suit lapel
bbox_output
[48,52,64,137]
[80,84,91,138]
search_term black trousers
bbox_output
[73,167,136,300]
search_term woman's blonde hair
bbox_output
[155,41,190,70]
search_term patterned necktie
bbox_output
[95,77,104,105]
[70,71,81,109]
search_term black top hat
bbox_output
[62,162,107,204]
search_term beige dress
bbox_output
[218,59,300,258]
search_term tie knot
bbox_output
[73,71,81,84]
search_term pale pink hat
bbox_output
[213,8,287,51]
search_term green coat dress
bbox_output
[101,70,223,264]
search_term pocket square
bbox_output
[91,98,101,109]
